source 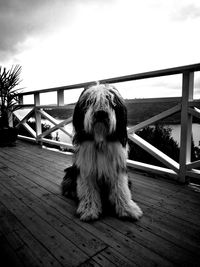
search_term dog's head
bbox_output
[73,84,127,147]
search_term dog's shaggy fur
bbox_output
[61,84,143,221]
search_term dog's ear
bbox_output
[72,88,89,145]
[72,101,85,145]
[113,93,128,147]
[74,87,90,131]
[73,99,84,133]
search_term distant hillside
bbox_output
[126,100,178,125]
[125,99,200,125]
[45,100,200,125]
[45,104,74,120]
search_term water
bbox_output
[54,123,73,144]
[169,124,200,147]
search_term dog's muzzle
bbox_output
[93,110,109,146]
[94,110,109,123]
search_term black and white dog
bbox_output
[61,84,143,221]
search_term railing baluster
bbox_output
[9,94,23,127]
[8,111,13,127]
[34,93,42,140]
[179,71,194,183]
[57,90,64,106]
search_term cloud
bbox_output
[172,2,200,21]
[0,0,113,61]
[1,0,199,99]
[0,0,70,59]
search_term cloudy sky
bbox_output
[0,0,200,101]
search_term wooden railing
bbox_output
[13,63,200,183]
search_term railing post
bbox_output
[57,90,64,106]
[179,71,194,183]
[34,93,42,142]
[9,94,23,127]
[8,111,13,127]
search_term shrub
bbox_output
[128,125,180,167]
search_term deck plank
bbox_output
[0,183,89,266]
[0,149,174,267]
[0,157,170,266]
[0,234,24,267]
[0,171,107,257]
[0,140,200,267]
[0,202,63,267]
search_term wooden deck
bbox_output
[0,141,200,267]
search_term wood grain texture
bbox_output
[0,141,200,267]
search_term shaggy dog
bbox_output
[61,84,143,221]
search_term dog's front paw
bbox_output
[117,201,143,220]
[78,209,100,221]
[77,201,102,221]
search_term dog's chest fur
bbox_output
[75,141,128,182]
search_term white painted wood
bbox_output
[17,63,200,97]
[15,108,35,128]
[8,111,13,127]
[18,135,37,143]
[21,122,37,138]
[34,93,40,106]
[31,105,70,109]
[18,135,74,151]
[41,138,74,150]
[127,159,178,178]
[128,133,179,172]
[37,117,73,140]
[57,90,64,106]
[37,109,73,138]
[34,93,42,137]
[194,107,200,113]
[128,104,181,133]
[35,109,42,137]
[188,99,200,107]
[15,104,35,109]
[37,109,61,125]
[126,97,181,104]
[188,107,200,119]
[14,112,36,138]
[186,169,200,180]
[186,160,200,170]
[179,72,194,183]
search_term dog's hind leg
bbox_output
[61,165,78,199]
[109,172,143,220]
[76,175,102,221]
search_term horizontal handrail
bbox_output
[17,63,200,97]
[126,97,181,104]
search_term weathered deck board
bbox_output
[0,141,200,267]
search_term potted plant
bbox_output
[0,65,22,146]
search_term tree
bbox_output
[128,125,180,167]
[0,65,22,128]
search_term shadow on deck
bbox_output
[0,140,200,267]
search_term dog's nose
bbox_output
[94,110,108,121]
